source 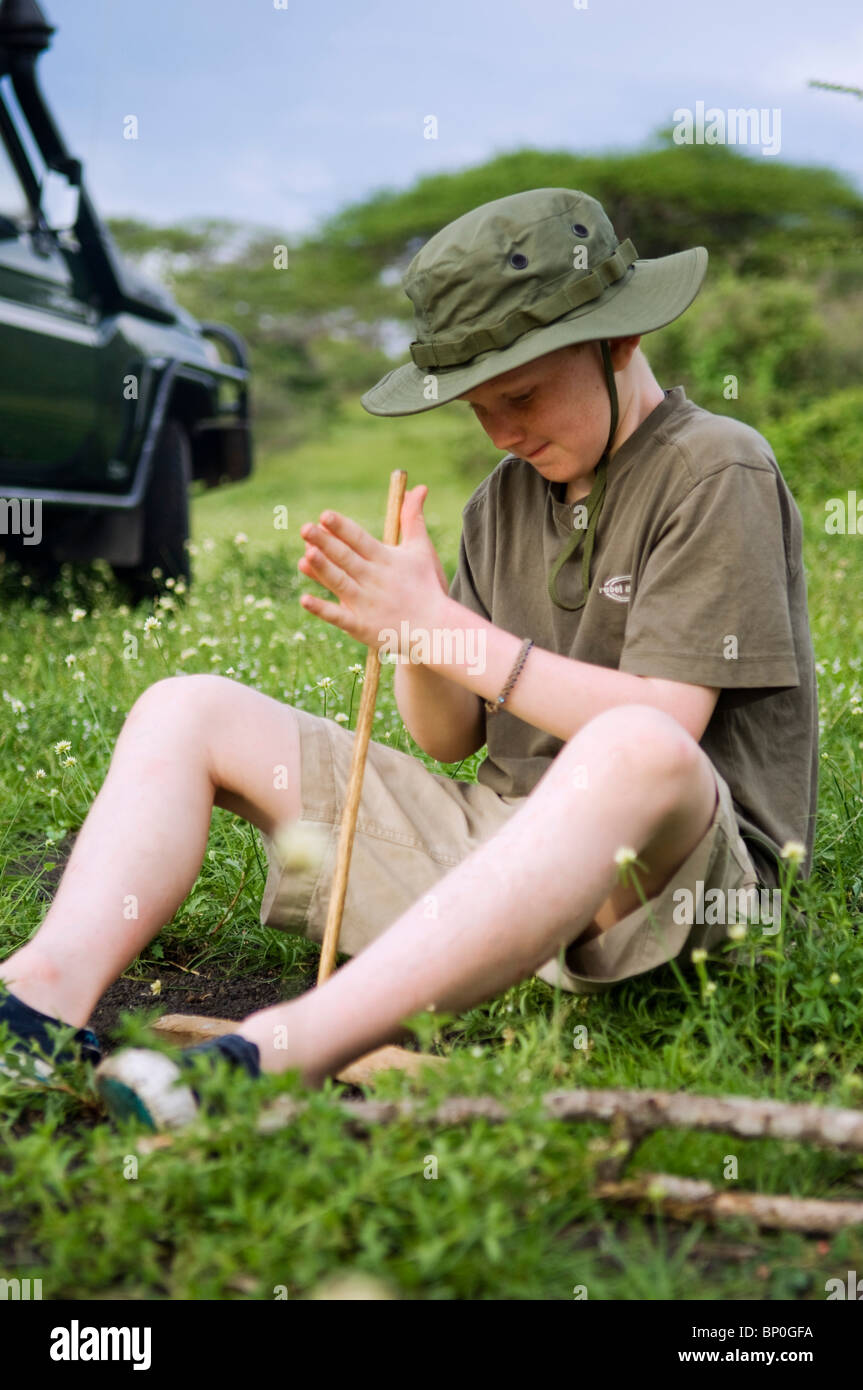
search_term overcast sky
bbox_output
[31,0,863,236]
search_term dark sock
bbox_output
[183,1033,261,1079]
[0,990,102,1065]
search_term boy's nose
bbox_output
[484,412,526,452]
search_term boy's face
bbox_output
[457,341,624,497]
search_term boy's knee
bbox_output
[127,673,239,725]
[566,703,700,789]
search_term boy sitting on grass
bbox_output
[0,189,818,1129]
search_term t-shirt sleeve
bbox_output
[618,462,800,692]
[448,503,492,622]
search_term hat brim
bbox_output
[360,246,707,417]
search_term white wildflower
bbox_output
[780,840,805,864]
[272,821,329,875]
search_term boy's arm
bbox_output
[418,592,720,744]
[393,661,486,764]
[391,498,488,763]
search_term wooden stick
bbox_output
[332,1043,444,1086]
[595,1173,863,1234]
[152,1015,239,1049]
[311,467,446,1079]
[542,1087,863,1152]
[316,467,407,985]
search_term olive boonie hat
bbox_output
[361,187,707,417]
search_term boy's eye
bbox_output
[466,391,532,414]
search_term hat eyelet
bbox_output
[571,223,589,237]
[509,251,529,269]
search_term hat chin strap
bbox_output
[547,338,618,612]
[598,337,619,462]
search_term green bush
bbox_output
[645,271,863,430]
[766,387,863,506]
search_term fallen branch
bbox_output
[595,1173,863,1234]
[255,1092,507,1135]
[252,1086,863,1153]
[543,1087,863,1153]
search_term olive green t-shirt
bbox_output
[447,385,819,889]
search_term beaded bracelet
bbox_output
[484,637,534,715]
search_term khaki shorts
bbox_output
[258,706,761,994]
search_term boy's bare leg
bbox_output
[237,703,719,1085]
[2,676,717,1085]
[0,675,304,1029]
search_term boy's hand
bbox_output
[297,484,449,652]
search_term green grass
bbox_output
[1,396,863,1300]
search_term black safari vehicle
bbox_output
[0,0,253,591]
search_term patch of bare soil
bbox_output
[87,965,314,1043]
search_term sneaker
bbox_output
[0,990,102,1083]
[95,1034,261,1131]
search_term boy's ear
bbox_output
[609,335,642,370]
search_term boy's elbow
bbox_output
[422,712,486,765]
[393,668,485,763]
[397,703,485,764]
[426,732,483,765]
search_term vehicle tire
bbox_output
[126,418,192,598]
